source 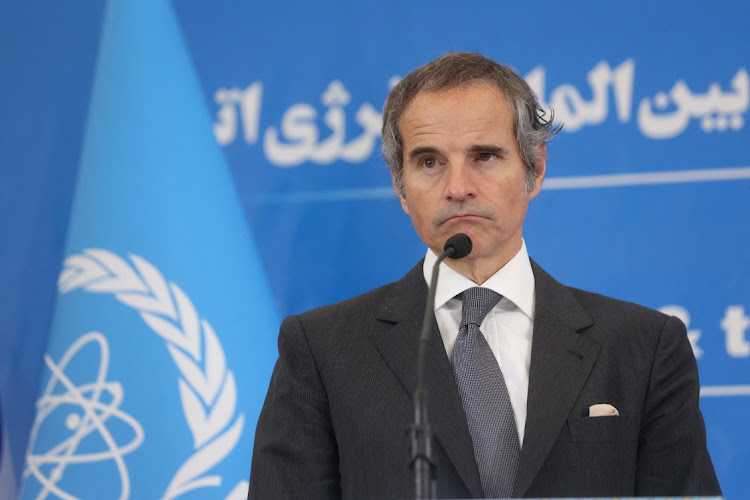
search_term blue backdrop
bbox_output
[1,0,748,498]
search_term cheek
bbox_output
[408,204,430,228]
[404,199,435,236]
[402,190,425,218]
[498,178,532,205]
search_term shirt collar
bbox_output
[422,239,535,319]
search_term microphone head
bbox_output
[444,233,472,259]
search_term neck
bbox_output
[440,241,522,285]
[442,259,502,285]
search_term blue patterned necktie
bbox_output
[452,287,520,498]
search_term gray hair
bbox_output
[382,52,560,195]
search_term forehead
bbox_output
[398,83,515,147]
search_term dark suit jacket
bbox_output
[249,260,720,498]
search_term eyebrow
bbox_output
[407,144,509,161]
[407,146,441,162]
[467,144,509,156]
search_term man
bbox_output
[249,52,721,498]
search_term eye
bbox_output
[478,152,497,162]
[420,156,438,169]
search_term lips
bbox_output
[446,213,483,222]
[433,204,495,227]
[436,212,491,226]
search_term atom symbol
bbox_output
[23,332,144,500]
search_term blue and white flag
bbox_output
[20,1,279,498]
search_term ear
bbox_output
[528,145,546,200]
[393,175,410,215]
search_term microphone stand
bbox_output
[410,247,454,500]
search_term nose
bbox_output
[443,159,476,202]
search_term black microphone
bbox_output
[443,233,472,260]
[410,233,472,500]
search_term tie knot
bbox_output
[459,287,502,328]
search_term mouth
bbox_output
[439,213,488,225]
[434,204,494,227]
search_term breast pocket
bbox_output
[567,415,639,443]
[564,416,639,495]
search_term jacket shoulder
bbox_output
[295,279,396,325]
[566,286,682,341]
[288,259,425,339]
[531,259,673,332]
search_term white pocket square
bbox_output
[588,403,619,417]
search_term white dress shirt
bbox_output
[422,240,535,446]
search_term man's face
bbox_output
[395,83,544,273]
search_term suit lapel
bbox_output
[373,259,601,498]
[374,262,484,498]
[512,261,600,497]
